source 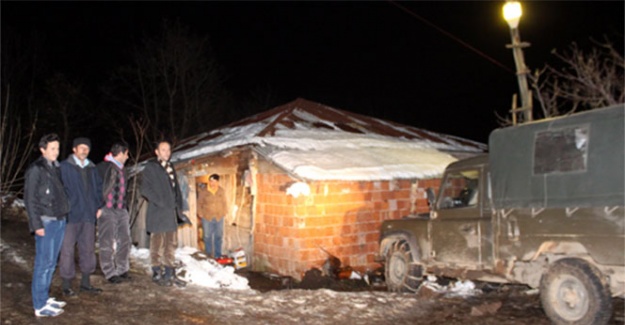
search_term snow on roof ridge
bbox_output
[171,98,485,163]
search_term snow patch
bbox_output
[130,246,250,290]
[420,276,481,297]
[1,195,25,208]
[0,239,29,269]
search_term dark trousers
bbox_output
[98,208,131,280]
[150,231,177,268]
[59,222,96,280]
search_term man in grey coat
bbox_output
[141,140,189,287]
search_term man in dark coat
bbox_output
[59,137,103,296]
[25,133,70,317]
[141,140,189,287]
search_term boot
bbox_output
[62,278,76,297]
[79,272,102,294]
[158,266,173,287]
[152,266,163,284]
[164,266,186,288]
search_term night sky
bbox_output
[3,1,624,144]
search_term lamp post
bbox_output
[503,1,532,123]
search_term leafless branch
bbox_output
[529,38,624,120]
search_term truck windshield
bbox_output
[438,169,480,209]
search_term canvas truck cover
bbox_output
[489,104,624,208]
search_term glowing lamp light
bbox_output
[503,1,522,29]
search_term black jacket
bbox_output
[24,157,70,233]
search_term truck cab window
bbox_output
[438,169,479,209]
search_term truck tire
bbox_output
[540,258,612,325]
[385,239,422,293]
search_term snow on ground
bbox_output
[128,243,487,324]
[1,195,25,208]
[420,275,482,297]
[126,244,488,324]
[202,288,429,325]
[12,198,25,208]
[0,238,29,270]
[130,246,250,290]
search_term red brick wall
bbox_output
[253,170,441,280]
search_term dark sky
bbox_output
[3,1,624,143]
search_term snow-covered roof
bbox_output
[171,98,486,181]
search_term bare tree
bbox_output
[531,38,624,119]
[1,29,48,199]
[0,86,38,198]
[104,20,228,145]
[43,73,89,155]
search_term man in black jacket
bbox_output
[96,142,131,284]
[141,140,189,287]
[24,133,70,317]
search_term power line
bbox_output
[386,0,514,74]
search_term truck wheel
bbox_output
[540,258,612,325]
[385,239,422,293]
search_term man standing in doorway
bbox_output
[59,137,103,296]
[198,174,228,258]
[141,140,188,287]
[96,142,131,284]
[25,133,70,317]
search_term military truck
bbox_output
[378,105,624,325]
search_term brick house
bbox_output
[135,98,485,280]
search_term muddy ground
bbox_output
[1,207,623,325]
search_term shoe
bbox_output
[79,285,103,294]
[107,276,123,284]
[46,297,66,308]
[35,305,64,317]
[62,288,77,297]
[119,272,132,281]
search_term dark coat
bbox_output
[60,155,102,224]
[24,157,70,233]
[141,159,183,234]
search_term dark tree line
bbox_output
[1,21,279,197]
[2,20,622,198]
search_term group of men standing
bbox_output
[24,135,225,318]
[24,134,132,317]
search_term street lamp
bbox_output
[503,1,532,123]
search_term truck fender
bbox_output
[512,241,595,288]
[525,241,590,262]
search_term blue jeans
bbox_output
[201,217,223,257]
[32,218,66,310]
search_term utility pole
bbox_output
[503,1,533,124]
